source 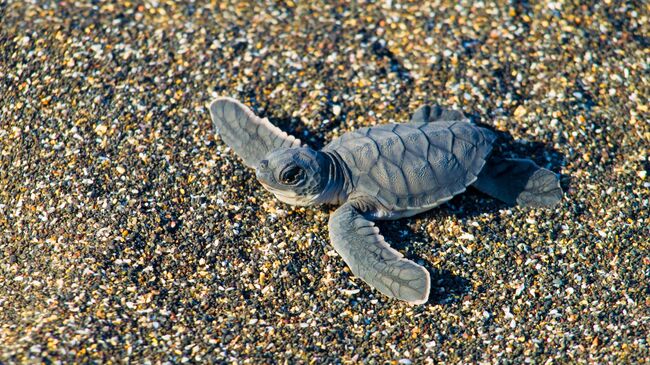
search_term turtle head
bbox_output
[255,147,330,206]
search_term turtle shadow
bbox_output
[427,268,472,304]
[375,128,569,305]
[377,219,471,305]
[474,122,572,194]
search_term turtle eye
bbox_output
[279,165,304,185]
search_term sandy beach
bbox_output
[1,0,648,363]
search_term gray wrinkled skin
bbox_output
[209,98,563,305]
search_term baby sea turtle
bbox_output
[209,97,562,304]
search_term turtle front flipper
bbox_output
[328,200,430,304]
[208,97,302,168]
[410,104,469,123]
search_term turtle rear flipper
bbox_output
[329,200,430,304]
[473,158,562,208]
[410,104,469,123]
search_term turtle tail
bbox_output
[472,157,563,208]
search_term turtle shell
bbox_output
[323,121,496,215]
